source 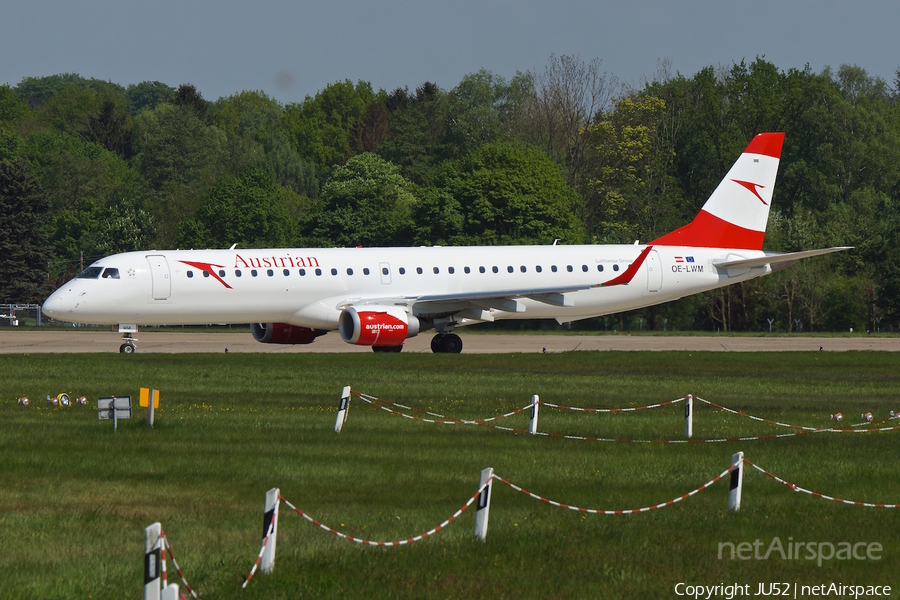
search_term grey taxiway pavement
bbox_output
[1,330,898,354]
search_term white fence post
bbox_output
[728,451,744,512]
[528,395,539,434]
[685,394,693,439]
[335,386,351,433]
[148,389,157,427]
[473,467,493,541]
[261,487,280,574]
[144,522,162,600]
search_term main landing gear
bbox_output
[431,333,463,354]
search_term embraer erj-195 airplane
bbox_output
[43,133,849,353]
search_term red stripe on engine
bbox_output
[649,210,765,250]
[744,132,784,158]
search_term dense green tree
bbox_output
[280,80,379,175]
[438,141,584,245]
[177,168,296,249]
[0,159,54,302]
[212,91,318,197]
[125,81,175,115]
[308,153,416,247]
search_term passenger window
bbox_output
[613,264,620,272]
[363,268,370,275]
[316,268,322,276]
[203,271,210,278]
[479,266,486,273]
[299,269,306,276]
[582,265,588,272]
[507,266,513,273]
[448,267,455,274]
[382,267,389,276]
[567,265,574,272]
[551,265,558,272]
[101,268,120,279]
[331,268,338,276]
[187,271,194,278]
[235,270,242,277]
[597,265,604,272]
[252,270,258,277]
[520,266,526,273]
[219,269,226,277]
[492,266,499,273]
[347,268,354,275]
[283,269,290,276]
[399,267,406,275]
[433,267,439,274]
[464,266,471,274]
[76,266,103,279]
[536,265,542,273]
[267,269,274,277]
[416,267,423,274]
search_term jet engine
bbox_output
[251,323,324,344]
[338,306,420,347]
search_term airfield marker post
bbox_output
[528,395,540,434]
[685,394,693,439]
[148,389,157,427]
[728,452,744,512]
[474,467,493,541]
[261,487,280,574]
[335,386,351,433]
[144,522,162,600]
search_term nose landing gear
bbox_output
[119,329,137,353]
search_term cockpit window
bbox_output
[76,267,103,279]
[101,268,120,279]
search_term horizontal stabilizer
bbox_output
[714,247,852,270]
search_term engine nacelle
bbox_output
[251,323,324,345]
[338,306,419,347]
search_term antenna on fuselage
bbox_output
[230,243,237,250]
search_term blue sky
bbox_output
[2,0,897,104]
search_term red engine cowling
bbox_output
[338,306,419,347]
[251,323,324,344]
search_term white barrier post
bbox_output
[528,394,540,434]
[260,487,280,574]
[335,386,351,433]
[144,522,162,600]
[161,584,179,600]
[148,389,157,427]
[728,452,744,512]
[684,394,693,439]
[473,467,493,541]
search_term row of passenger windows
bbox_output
[185,263,623,279]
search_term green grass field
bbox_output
[1,351,898,599]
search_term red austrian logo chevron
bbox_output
[731,179,768,205]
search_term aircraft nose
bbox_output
[42,292,63,319]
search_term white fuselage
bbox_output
[42,244,769,329]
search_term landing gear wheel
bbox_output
[120,343,136,354]
[432,333,463,353]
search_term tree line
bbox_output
[1,57,899,332]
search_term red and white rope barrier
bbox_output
[493,465,736,515]
[242,520,275,589]
[160,531,198,598]
[743,458,900,509]
[540,396,685,413]
[278,478,490,547]
[355,391,533,425]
